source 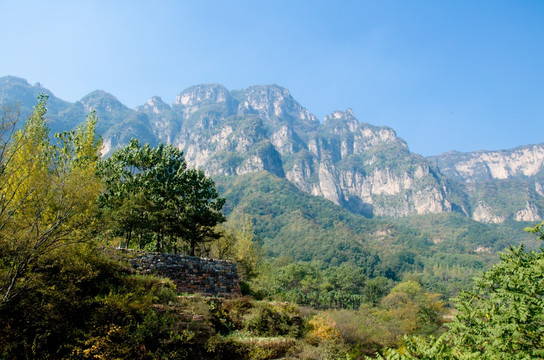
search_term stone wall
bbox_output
[116,249,241,297]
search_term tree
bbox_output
[322,264,367,309]
[0,95,103,307]
[370,335,456,360]
[210,212,260,279]
[379,281,446,339]
[371,225,544,359]
[363,276,392,306]
[99,139,187,251]
[174,168,225,256]
[446,245,544,359]
[98,140,225,255]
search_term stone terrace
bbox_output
[117,249,241,297]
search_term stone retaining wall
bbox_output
[116,249,241,297]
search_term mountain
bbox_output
[0,75,74,132]
[215,171,534,282]
[127,83,452,218]
[429,145,544,223]
[1,76,542,224]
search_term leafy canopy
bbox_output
[98,139,225,255]
[0,94,103,307]
[372,223,544,359]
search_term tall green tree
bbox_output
[170,168,225,256]
[98,139,187,251]
[446,244,544,359]
[99,140,225,254]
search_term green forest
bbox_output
[1,96,543,359]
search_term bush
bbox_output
[244,302,305,338]
[221,296,254,329]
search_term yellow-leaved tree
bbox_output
[210,212,260,280]
[0,94,103,306]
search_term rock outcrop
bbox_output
[430,145,544,223]
[430,145,544,182]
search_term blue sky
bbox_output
[1,0,543,156]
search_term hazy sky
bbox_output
[1,0,543,156]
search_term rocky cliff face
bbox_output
[430,145,544,223]
[430,145,544,182]
[1,76,540,222]
[280,109,451,216]
[134,85,452,217]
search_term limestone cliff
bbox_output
[430,145,544,223]
[135,85,451,217]
[282,109,451,216]
[1,76,540,222]
[430,145,544,182]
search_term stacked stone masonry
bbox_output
[117,249,241,297]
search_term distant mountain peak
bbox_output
[324,108,356,123]
[136,96,171,114]
[80,90,119,100]
[244,84,291,96]
[173,84,230,106]
[78,90,127,113]
[0,75,31,87]
[240,84,319,126]
[147,95,166,105]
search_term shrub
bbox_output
[244,302,305,338]
[308,314,340,341]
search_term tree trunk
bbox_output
[190,238,196,256]
[157,230,163,253]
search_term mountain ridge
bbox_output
[1,75,542,223]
